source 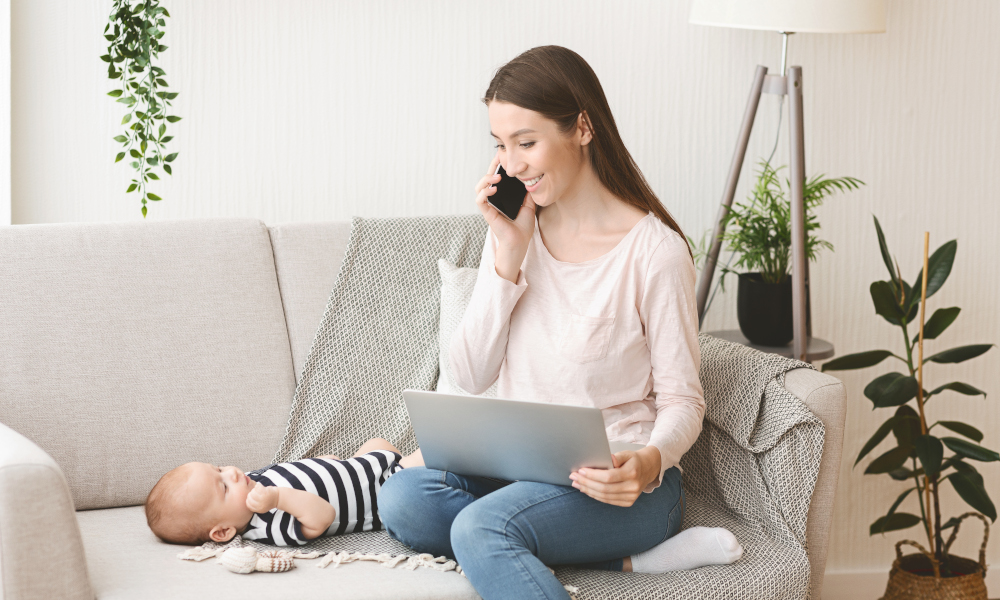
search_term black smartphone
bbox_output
[487,164,527,221]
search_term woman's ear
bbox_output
[578,111,594,146]
[209,524,236,543]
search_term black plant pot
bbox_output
[737,272,793,346]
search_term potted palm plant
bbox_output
[719,161,863,346]
[822,216,995,599]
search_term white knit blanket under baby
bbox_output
[185,216,825,600]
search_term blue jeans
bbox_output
[379,466,685,600]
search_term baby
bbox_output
[145,438,423,546]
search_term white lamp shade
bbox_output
[690,0,886,34]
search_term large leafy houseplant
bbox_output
[719,160,864,285]
[102,0,181,218]
[822,216,996,575]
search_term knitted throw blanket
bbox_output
[187,216,826,600]
[272,214,489,462]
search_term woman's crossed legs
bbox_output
[379,466,685,600]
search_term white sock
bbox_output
[630,527,743,573]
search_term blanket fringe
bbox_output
[177,546,321,563]
[179,543,573,596]
[178,546,225,562]
[318,551,460,574]
[181,544,463,575]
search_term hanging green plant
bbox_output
[102,0,181,218]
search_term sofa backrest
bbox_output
[0,219,297,510]
[266,221,351,384]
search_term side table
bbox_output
[706,329,834,364]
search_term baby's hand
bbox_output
[246,482,279,513]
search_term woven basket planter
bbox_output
[880,512,990,600]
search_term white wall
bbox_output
[0,0,9,225]
[10,0,1000,581]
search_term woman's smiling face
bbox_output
[488,101,591,209]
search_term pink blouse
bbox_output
[450,212,705,492]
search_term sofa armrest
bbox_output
[783,367,847,600]
[0,422,92,600]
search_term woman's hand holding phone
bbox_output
[474,152,536,284]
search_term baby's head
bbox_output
[145,462,255,545]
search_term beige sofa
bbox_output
[0,218,846,600]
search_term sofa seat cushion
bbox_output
[77,506,480,600]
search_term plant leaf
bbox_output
[870,513,921,535]
[166,115,181,123]
[107,89,123,97]
[936,421,984,443]
[912,307,961,344]
[163,163,172,175]
[129,149,141,159]
[147,172,159,180]
[126,183,137,193]
[147,193,162,201]
[941,437,1000,462]
[929,382,987,399]
[865,446,912,474]
[165,152,178,162]
[113,135,128,143]
[115,151,125,163]
[870,281,904,324]
[888,465,925,481]
[856,418,897,466]
[822,350,895,372]
[914,435,943,479]
[885,487,918,521]
[949,459,978,475]
[891,405,921,450]
[864,373,919,408]
[911,240,957,303]
[925,344,994,364]
[872,216,898,285]
[948,471,997,521]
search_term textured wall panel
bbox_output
[9,0,1000,574]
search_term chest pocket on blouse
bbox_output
[559,313,615,364]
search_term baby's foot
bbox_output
[630,526,743,573]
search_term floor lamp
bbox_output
[689,0,886,362]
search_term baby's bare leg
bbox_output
[353,437,399,456]
[353,438,423,468]
[399,448,423,468]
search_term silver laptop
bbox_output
[402,389,643,486]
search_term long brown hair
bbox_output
[483,45,691,257]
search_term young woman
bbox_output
[379,46,740,600]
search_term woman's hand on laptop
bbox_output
[569,446,662,507]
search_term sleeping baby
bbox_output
[145,437,423,546]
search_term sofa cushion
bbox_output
[434,259,496,397]
[0,219,297,510]
[267,221,352,384]
[77,506,480,600]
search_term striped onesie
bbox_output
[242,450,403,546]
